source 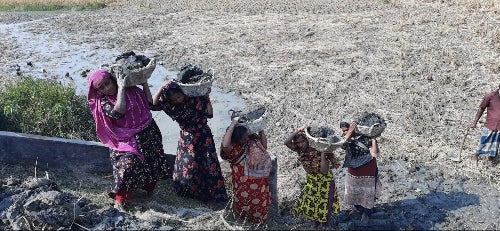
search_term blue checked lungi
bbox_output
[476,128,500,157]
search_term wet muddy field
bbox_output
[0,0,499,230]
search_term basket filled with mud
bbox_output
[230,106,268,135]
[109,51,156,87]
[354,112,387,138]
[174,63,214,97]
[304,125,343,152]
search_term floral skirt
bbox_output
[172,129,228,203]
[110,120,170,193]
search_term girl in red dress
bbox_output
[220,117,272,224]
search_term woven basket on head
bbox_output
[177,70,214,97]
[230,107,268,135]
[355,123,386,138]
[353,112,387,138]
[242,111,268,135]
[304,127,343,152]
[110,58,157,87]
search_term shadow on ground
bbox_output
[338,191,480,230]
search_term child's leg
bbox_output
[142,181,157,196]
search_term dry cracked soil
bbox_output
[0,0,499,230]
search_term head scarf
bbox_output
[90,69,110,89]
[87,69,152,157]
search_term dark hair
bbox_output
[292,132,307,143]
[231,126,248,143]
[340,121,349,128]
[164,87,184,101]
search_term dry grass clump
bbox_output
[0,0,109,11]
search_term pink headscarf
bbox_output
[87,69,152,158]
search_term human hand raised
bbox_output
[297,124,308,132]
[231,116,240,126]
[115,68,127,89]
[468,123,477,129]
[348,122,357,132]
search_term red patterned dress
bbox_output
[220,134,272,224]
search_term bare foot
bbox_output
[114,201,125,212]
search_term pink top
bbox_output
[87,69,152,157]
[479,89,500,131]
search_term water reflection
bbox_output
[148,67,245,154]
[0,20,245,155]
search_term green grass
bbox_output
[0,75,98,141]
[0,0,107,11]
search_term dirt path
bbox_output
[0,0,499,230]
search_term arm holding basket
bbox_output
[370,138,380,158]
[204,94,213,117]
[152,81,168,106]
[141,81,153,104]
[220,117,250,163]
[113,71,127,114]
[259,130,267,149]
[343,122,357,141]
[221,117,240,155]
[284,124,308,151]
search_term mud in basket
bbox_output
[109,58,157,87]
[304,126,343,152]
[176,70,214,97]
[230,107,268,135]
[354,112,387,138]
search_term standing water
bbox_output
[0,19,245,155]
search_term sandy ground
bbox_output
[0,0,499,230]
